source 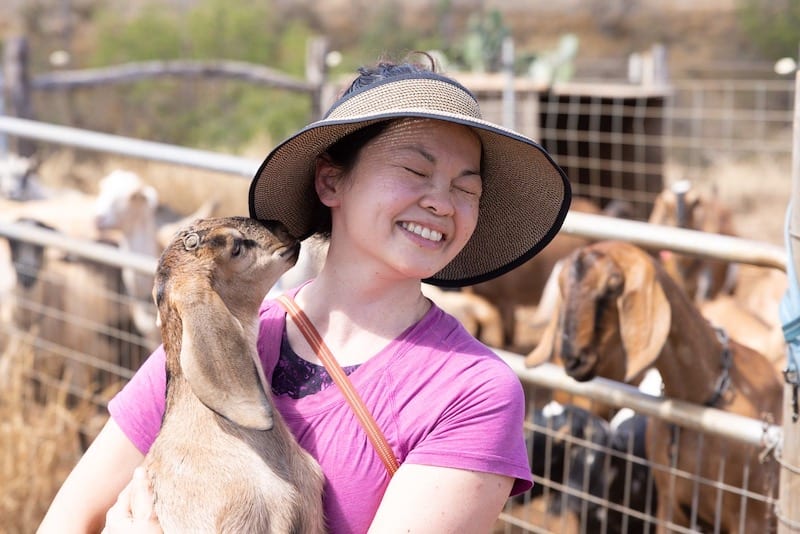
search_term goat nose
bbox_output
[561,353,581,373]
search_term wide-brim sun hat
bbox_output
[249,70,571,287]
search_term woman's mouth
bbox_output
[400,222,444,242]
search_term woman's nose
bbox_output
[420,183,455,216]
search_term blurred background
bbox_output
[1,0,796,238]
[1,1,799,532]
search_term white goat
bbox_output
[145,216,325,533]
[0,153,49,201]
[93,169,219,348]
[93,169,161,347]
[4,218,144,399]
[266,234,329,299]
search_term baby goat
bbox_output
[526,240,782,533]
[145,216,325,533]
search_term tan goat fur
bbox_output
[526,240,782,533]
[648,184,738,302]
[421,284,504,348]
[144,216,325,533]
[699,295,785,375]
[5,219,142,400]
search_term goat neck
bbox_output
[654,266,733,405]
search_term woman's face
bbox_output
[316,118,482,282]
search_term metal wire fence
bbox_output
[469,73,795,223]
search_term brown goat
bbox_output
[144,217,325,533]
[699,295,785,375]
[648,182,738,302]
[469,197,604,349]
[421,284,505,348]
[526,240,782,533]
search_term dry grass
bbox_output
[37,148,252,218]
[0,332,105,533]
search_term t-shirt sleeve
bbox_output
[402,357,533,496]
[107,346,167,454]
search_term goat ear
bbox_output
[524,259,565,367]
[178,289,274,430]
[616,253,670,383]
[525,309,558,367]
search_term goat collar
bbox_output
[705,326,733,407]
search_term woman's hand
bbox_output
[101,467,162,534]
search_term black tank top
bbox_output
[271,329,360,399]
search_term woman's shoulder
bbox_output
[415,303,502,357]
[392,303,520,387]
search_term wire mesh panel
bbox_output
[492,386,780,534]
[469,76,795,225]
[2,238,155,409]
[538,89,667,220]
[0,68,796,533]
[665,79,794,167]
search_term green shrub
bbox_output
[83,0,311,151]
[737,0,800,60]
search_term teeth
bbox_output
[402,222,443,242]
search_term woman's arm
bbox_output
[38,418,145,534]
[368,464,513,534]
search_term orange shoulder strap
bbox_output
[276,294,400,477]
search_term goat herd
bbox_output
[0,152,789,532]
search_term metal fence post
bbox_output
[779,68,800,534]
[0,69,6,156]
[2,36,35,156]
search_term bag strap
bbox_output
[276,294,400,477]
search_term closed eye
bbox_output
[453,176,482,196]
[403,166,426,177]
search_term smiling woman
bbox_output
[39,53,571,534]
[314,118,483,282]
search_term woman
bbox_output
[39,55,571,533]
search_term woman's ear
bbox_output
[315,155,343,208]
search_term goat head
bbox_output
[154,216,299,430]
[526,241,671,385]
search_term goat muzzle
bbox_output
[561,347,597,382]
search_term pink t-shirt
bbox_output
[109,296,533,533]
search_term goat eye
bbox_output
[231,238,243,257]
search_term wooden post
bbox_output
[2,36,35,156]
[779,68,800,534]
[306,37,329,122]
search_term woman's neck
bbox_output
[290,272,430,367]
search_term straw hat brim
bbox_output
[249,110,571,287]
[249,77,570,287]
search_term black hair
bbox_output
[343,52,437,95]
